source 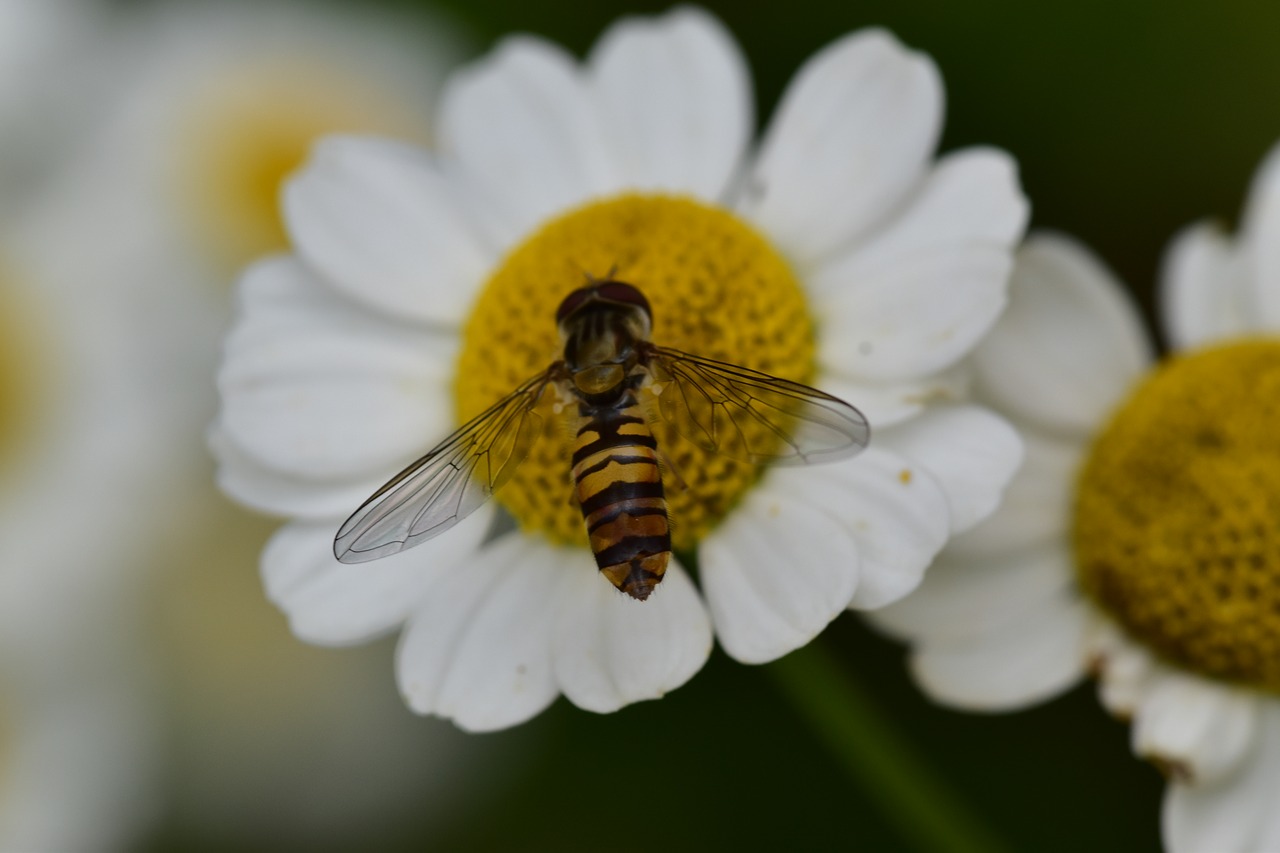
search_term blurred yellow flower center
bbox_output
[0,268,41,476]
[172,59,427,269]
[1075,340,1280,689]
[455,194,813,550]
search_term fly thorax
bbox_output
[573,364,627,397]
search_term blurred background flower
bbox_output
[2,0,1279,851]
[3,0,502,850]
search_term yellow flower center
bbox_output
[170,59,428,269]
[454,194,813,550]
[0,267,44,477]
[1075,339,1280,689]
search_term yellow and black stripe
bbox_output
[571,402,671,601]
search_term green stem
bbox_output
[769,641,1008,853]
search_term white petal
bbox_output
[812,149,1026,381]
[972,232,1153,438]
[873,404,1022,534]
[743,28,942,264]
[727,447,948,614]
[395,534,561,732]
[588,8,750,199]
[817,247,1011,383]
[909,596,1090,711]
[700,480,861,664]
[1164,702,1280,853]
[832,449,952,609]
[1159,221,1248,350]
[1090,620,1161,718]
[871,544,1075,645]
[262,507,491,646]
[818,365,972,430]
[811,148,1026,293]
[438,36,618,252]
[218,256,456,479]
[942,425,1082,561]
[1132,672,1258,785]
[553,555,711,713]
[283,136,492,327]
[210,426,385,520]
[1242,140,1280,328]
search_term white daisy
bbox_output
[214,7,1027,732]
[873,142,1280,851]
[102,0,467,272]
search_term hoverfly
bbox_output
[334,279,870,600]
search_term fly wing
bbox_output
[334,366,560,563]
[642,345,869,466]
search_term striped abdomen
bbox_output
[571,403,671,601]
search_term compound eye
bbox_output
[596,280,651,319]
[555,287,592,325]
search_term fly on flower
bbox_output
[334,278,870,600]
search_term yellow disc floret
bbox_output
[1075,339,1280,689]
[171,59,427,269]
[0,267,44,477]
[454,194,813,550]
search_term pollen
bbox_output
[454,194,813,550]
[171,59,427,269]
[1074,339,1280,690]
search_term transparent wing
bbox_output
[334,366,561,563]
[642,345,870,466]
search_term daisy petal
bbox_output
[553,556,712,714]
[438,35,618,251]
[813,149,1026,381]
[732,447,947,614]
[832,449,951,609]
[1160,222,1246,350]
[942,426,1082,561]
[700,481,861,664]
[589,7,750,200]
[284,136,492,327]
[870,544,1075,645]
[873,404,1023,534]
[1133,672,1258,786]
[812,148,1027,293]
[1243,140,1280,327]
[210,426,384,520]
[910,596,1090,711]
[972,233,1154,438]
[262,508,491,646]
[743,28,942,265]
[817,250,1012,383]
[395,535,561,732]
[218,256,455,479]
[1090,620,1161,718]
[818,365,971,430]
[1164,703,1280,853]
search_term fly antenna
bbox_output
[575,262,621,285]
